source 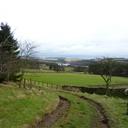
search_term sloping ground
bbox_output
[48,91,100,128]
[0,84,59,128]
[53,91,110,128]
[29,96,70,128]
[82,93,128,128]
[34,89,110,128]
[80,96,110,128]
[1,83,127,128]
[31,88,128,128]
[60,89,128,128]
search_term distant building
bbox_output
[57,63,70,66]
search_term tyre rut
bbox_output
[56,90,111,128]
[29,96,70,128]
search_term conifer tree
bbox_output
[0,22,20,82]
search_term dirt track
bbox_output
[29,89,110,128]
[55,89,111,128]
[80,96,110,128]
[29,96,70,128]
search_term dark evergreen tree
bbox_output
[0,22,20,82]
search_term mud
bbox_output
[29,96,70,128]
[80,96,110,128]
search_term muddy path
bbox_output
[80,96,110,128]
[55,89,111,128]
[29,86,110,128]
[29,96,70,128]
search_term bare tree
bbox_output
[19,41,36,60]
[18,41,36,87]
[99,58,114,95]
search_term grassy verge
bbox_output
[0,84,59,128]
[25,72,128,87]
[76,92,128,128]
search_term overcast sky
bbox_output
[1,0,128,58]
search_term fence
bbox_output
[16,78,62,90]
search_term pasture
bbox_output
[0,83,98,128]
[0,83,59,128]
[25,72,128,87]
[23,72,128,127]
[1,72,128,128]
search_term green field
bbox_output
[24,72,128,128]
[1,71,128,128]
[0,83,59,128]
[0,84,97,128]
[25,72,128,87]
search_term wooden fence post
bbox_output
[29,79,32,89]
[23,79,26,88]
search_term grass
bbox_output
[1,71,128,128]
[0,83,59,128]
[25,72,128,87]
[24,71,128,127]
[52,91,96,128]
[76,92,128,128]
[52,88,128,128]
[0,83,98,128]
[1,82,128,128]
